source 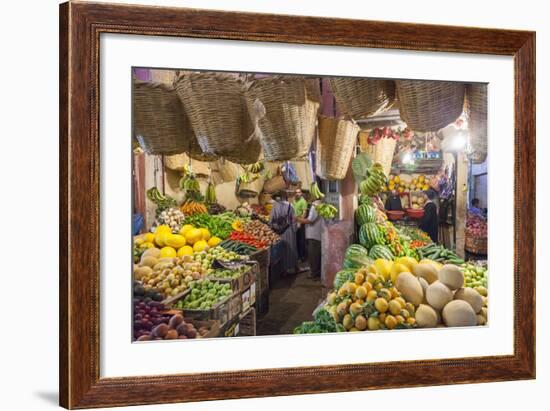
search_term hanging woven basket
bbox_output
[317,116,360,180]
[329,78,395,119]
[396,80,465,132]
[465,83,488,164]
[359,132,397,178]
[210,158,241,182]
[175,72,261,164]
[133,80,188,155]
[245,76,319,161]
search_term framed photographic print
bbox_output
[59,1,535,409]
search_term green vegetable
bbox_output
[293,309,345,334]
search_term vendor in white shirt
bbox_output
[298,199,324,280]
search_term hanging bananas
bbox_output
[205,182,217,204]
[359,162,387,196]
[146,187,176,211]
[309,182,325,200]
[246,162,264,174]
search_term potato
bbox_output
[395,272,423,306]
[426,281,453,310]
[442,300,477,327]
[415,304,438,328]
[413,263,439,284]
[454,288,483,313]
[139,256,158,268]
[438,264,464,290]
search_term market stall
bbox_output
[131,68,488,339]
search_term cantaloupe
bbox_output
[141,247,161,259]
[415,304,438,328]
[454,287,483,313]
[442,300,477,327]
[412,263,438,284]
[438,264,464,290]
[134,266,152,280]
[395,272,423,305]
[418,277,429,303]
[139,255,158,268]
[426,281,453,310]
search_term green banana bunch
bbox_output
[359,162,387,196]
[146,187,176,211]
[310,182,325,200]
[205,182,217,204]
[315,203,338,219]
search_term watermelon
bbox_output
[356,204,376,225]
[368,244,394,260]
[359,222,384,248]
[333,269,356,289]
[343,244,372,269]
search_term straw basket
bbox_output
[210,158,240,182]
[292,159,314,189]
[396,80,465,132]
[237,176,264,198]
[465,236,487,255]
[359,133,397,178]
[263,174,286,194]
[133,80,188,155]
[175,73,261,164]
[329,78,395,119]
[465,84,488,164]
[245,76,319,161]
[164,153,187,171]
[317,116,360,180]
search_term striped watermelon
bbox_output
[359,222,384,248]
[355,204,376,225]
[333,269,356,289]
[368,244,394,260]
[343,244,372,269]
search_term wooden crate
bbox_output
[157,310,221,339]
[179,296,232,326]
[220,315,240,337]
[241,282,256,312]
[207,265,256,293]
[238,308,257,336]
[250,248,270,296]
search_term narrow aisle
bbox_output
[257,271,327,336]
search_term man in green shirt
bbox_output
[293,189,308,263]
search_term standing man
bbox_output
[419,189,439,243]
[292,188,308,264]
[299,199,323,281]
[269,190,300,276]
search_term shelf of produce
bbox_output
[207,264,256,294]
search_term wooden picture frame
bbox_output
[59,1,535,408]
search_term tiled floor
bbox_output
[256,270,327,336]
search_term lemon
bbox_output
[160,246,177,259]
[193,240,209,253]
[165,234,186,249]
[199,228,211,241]
[208,236,222,247]
[155,225,172,235]
[179,224,194,236]
[177,245,194,257]
[185,228,203,245]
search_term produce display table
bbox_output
[249,246,272,315]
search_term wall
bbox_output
[2,1,547,411]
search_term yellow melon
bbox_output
[165,234,186,249]
[177,245,194,257]
[160,246,177,259]
[185,228,203,245]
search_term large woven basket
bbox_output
[211,158,240,182]
[133,80,188,155]
[465,83,488,164]
[317,116,360,180]
[465,236,487,255]
[245,76,318,161]
[176,73,261,164]
[359,133,397,178]
[237,176,264,198]
[396,80,465,132]
[263,174,286,194]
[329,78,395,119]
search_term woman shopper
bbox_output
[299,199,323,280]
[419,189,439,243]
[269,190,300,276]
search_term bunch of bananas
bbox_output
[246,162,264,174]
[180,200,208,216]
[238,172,259,184]
[146,187,176,212]
[310,182,325,200]
[179,174,203,202]
[359,163,387,196]
[315,203,338,219]
[205,182,217,204]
